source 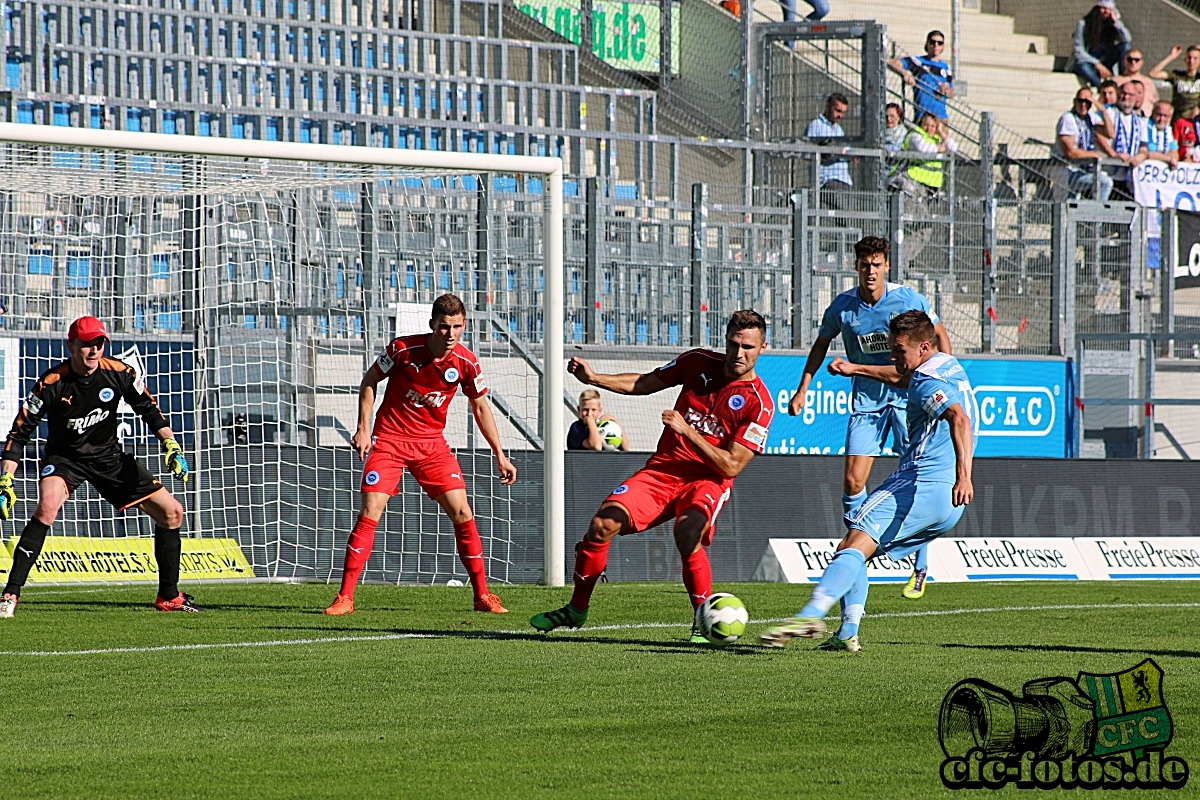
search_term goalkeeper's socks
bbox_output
[452,519,489,601]
[154,526,183,600]
[798,548,866,621]
[680,547,712,609]
[914,545,928,572]
[4,519,50,596]
[836,559,869,640]
[338,515,379,598]
[569,537,611,611]
[842,490,867,518]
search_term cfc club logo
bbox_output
[98,387,115,403]
[612,484,629,495]
[364,470,380,486]
[727,394,746,411]
[443,367,460,383]
[939,659,1187,790]
[66,408,109,434]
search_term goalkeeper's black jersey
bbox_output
[2,357,169,463]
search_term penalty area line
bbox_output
[2,601,1198,657]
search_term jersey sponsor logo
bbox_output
[744,422,769,448]
[474,375,487,393]
[612,484,629,495]
[443,367,460,383]
[364,470,380,486]
[41,464,55,477]
[683,407,727,440]
[23,393,42,414]
[98,387,115,403]
[728,394,746,411]
[922,389,948,416]
[405,389,447,408]
[376,348,395,373]
[857,331,890,355]
[66,408,109,433]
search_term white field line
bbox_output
[1,602,1198,657]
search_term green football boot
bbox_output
[902,568,927,600]
[530,603,587,632]
[760,617,826,649]
[814,635,862,652]
[689,621,709,644]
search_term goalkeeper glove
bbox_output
[163,438,190,483]
[0,473,14,520]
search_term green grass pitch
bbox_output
[0,580,1197,798]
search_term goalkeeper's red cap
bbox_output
[68,316,110,343]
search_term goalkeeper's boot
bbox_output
[689,621,710,644]
[473,593,509,613]
[814,635,862,653]
[0,592,16,619]
[902,568,927,600]
[530,603,587,632]
[155,593,202,613]
[760,617,826,649]
[323,593,355,616]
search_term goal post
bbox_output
[0,122,565,588]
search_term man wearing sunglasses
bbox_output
[1054,88,1116,201]
[1114,49,1159,116]
[888,31,955,122]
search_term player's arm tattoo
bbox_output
[941,403,974,506]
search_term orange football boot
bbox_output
[473,593,509,613]
[323,593,355,615]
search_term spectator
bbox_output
[1173,103,1200,161]
[883,103,908,152]
[1113,50,1159,116]
[1054,88,1115,200]
[806,93,853,207]
[779,0,828,22]
[1067,1,1133,88]
[566,389,630,451]
[1098,79,1120,109]
[888,31,955,121]
[1148,45,1200,121]
[1141,100,1180,167]
[890,113,958,196]
[1105,82,1147,191]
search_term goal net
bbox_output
[0,124,565,589]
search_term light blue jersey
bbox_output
[896,352,978,483]
[818,283,939,414]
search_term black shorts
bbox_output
[40,451,165,511]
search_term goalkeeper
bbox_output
[0,316,195,618]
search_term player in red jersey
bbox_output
[530,310,773,642]
[324,294,517,615]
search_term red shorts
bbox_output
[361,437,466,500]
[602,468,731,545]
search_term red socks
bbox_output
[569,538,611,611]
[453,519,489,601]
[681,547,713,609]
[338,515,380,598]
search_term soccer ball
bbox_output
[598,419,623,450]
[695,593,749,644]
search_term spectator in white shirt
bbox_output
[1106,82,1147,187]
[883,103,908,152]
[1055,88,1115,200]
[1140,100,1180,167]
[806,93,853,208]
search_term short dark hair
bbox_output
[889,310,937,344]
[886,102,903,114]
[926,30,945,41]
[1098,78,1119,92]
[726,309,767,339]
[432,293,466,319]
[853,235,891,261]
[827,92,849,108]
[1188,45,1200,56]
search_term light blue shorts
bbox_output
[844,474,963,559]
[845,407,908,457]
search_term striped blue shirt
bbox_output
[805,115,853,188]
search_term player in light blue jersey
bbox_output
[788,236,950,601]
[765,311,976,651]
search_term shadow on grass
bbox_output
[938,642,1200,660]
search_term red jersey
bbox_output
[371,334,487,440]
[1174,117,1200,162]
[644,348,773,481]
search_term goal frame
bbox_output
[0,121,567,587]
